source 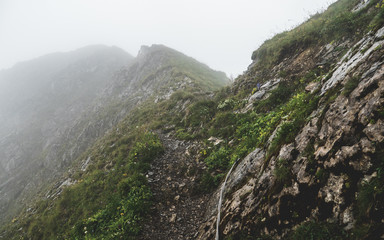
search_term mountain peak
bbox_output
[71,44,133,59]
[137,44,178,58]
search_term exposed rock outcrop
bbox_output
[198,24,384,240]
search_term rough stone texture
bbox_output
[198,25,384,240]
[249,89,266,103]
[295,115,320,152]
[278,143,295,161]
[321,26,384,94]
[244,79,281,112]
[364,119,384,142]
[292,157,312,184]
[318,173,345,206]
[352,0,371,12]
[324,144,359,169]
[140,133,210,240]
[305,81,320,93]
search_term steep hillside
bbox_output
[0,44,228,233]
[0,45,134,224]
[196,0,384,239]
[2,0,384,239]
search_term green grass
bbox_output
[197,88,320,193]
[4,1,384,238]
[289,221,347,240]
[251,0,384,72]
[254,81,296,112]
[6,132,164,240]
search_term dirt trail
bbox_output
[140,132,210,239]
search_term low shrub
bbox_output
[175,128,195,140]
[195,172,225,194]
[20,132,164,239]
[290,221,347,240]
[209,111,237,138]
[184,100,216,127]
[342,76,360,96]
[205,147,231,171]
[254,81,295,112]
[274,159,292,185]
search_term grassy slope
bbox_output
[0,46,228,239]
[136,45,229,93]
[2,0,384,239]
[251,0,383,72]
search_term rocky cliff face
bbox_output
[198,4,384,239]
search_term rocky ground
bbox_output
[140,132,210,240]
[197,25,384,240]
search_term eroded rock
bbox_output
[364,119,384,142]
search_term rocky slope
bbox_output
[0,44,228,227]
[197,1,384,239]
[1,0,384,239]
[140,132,210,240]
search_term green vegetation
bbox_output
[7,132,163,239]
[289,221,347,240]
[1,48,228,238]
[184,100,216,128]
[205,147,231,171]
[274,158,292,185]
[254,81,296,112]
[251,0,384,71]
[342,75,360,96]
[208,111,237,138]
[4,0,384,239]
[146,45,229,92]
[198,87,319,190]
[355,148,384,224]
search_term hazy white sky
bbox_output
[0,0,337,76]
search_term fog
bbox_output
[0,0,337,76]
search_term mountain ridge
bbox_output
[2,0,384,239]
[0,43,228,231]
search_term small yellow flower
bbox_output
[120,212,124,216]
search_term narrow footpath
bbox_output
[140,132,210,239]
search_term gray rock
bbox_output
[292,157,311,184]
[249,89,266,103]
[278,143,295,161]
[349,154,372,172]
[261,79,281,90]
[321,27,384,94]
[225,148,266,191]
[324,144,359,169]
[318,173,345,205]
[352,0,371,12]
[305,81,320,93]
[364,119,384,142]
